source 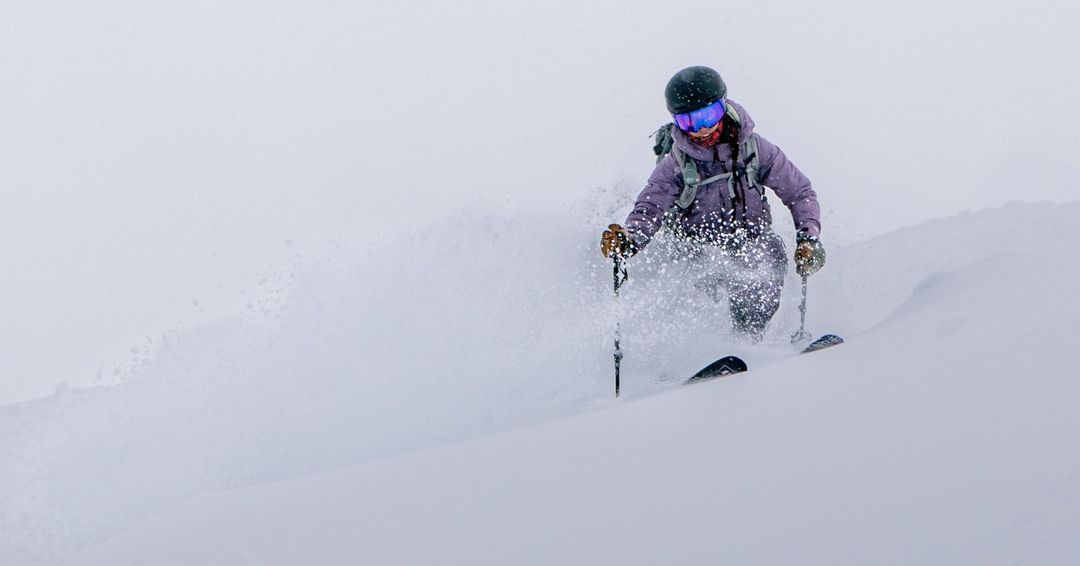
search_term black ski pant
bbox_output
[694,231,788,338]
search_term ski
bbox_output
[801,334,844,354]
[685,355,748,384]
[685,334,843,385]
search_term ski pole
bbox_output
[612,247,628,398]
[790,274,812,345]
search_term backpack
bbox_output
[651,108,766,213]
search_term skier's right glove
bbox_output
[794,234,826,277]
[600,224,638,258]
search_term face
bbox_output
[688,122,721,140]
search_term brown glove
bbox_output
[794,236,826,277]
[600,224,636,258]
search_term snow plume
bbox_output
[4,200,1080,564]
[64,200,1080,566]
[0,194,734,563]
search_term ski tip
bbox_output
[686,355,749,384]
[801,334,844,354]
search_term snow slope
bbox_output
[6,2,1080,564]
[39,200,1080,565]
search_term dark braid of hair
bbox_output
[718,113,745,227]
[719,114,741,170]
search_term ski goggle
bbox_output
[673,99,726,133]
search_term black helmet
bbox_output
[665,66,727,114]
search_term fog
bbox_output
[2,1,1077,405]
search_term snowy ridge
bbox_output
[3,201,1078,565]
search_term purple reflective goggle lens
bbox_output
[673,99,726,132]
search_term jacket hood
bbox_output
[671,99,755,163]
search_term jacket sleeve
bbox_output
[755,134,821,238]
[623,154,683,250]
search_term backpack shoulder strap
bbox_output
[672,147,703,211]
[741,134,764,196]
[653,123,702,211]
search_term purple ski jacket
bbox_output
[625,100,821,250]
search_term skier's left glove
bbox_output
[794,234,826,277]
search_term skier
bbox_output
[601,66,826,339]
